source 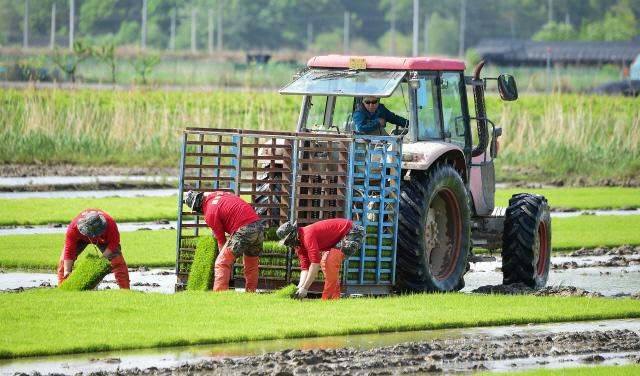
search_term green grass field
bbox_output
[0,289,638,358]
[479,364,640,376]
[495,187,640,210]
[1,215,638,270]
[2,187,638,226]
[0,230,177,270]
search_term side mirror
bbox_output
[497,74,518,101]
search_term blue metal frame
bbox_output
[176,129,402,295]
[342,134,402,293]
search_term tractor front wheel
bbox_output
[396,165,471,292]
[502,193,552,288]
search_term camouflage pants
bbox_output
[337,224,365,256]
[226,220,264,258]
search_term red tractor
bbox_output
[278,55,551,292]
[176,55,552,294]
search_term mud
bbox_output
[0,164,179,178]
[22,328,638,375]
[553,255,640,269]
[567,245,640,257]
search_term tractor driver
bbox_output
[352,96,408,135]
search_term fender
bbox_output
[401,141,467,178]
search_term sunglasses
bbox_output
[364,100,379,105]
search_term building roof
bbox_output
[474,39,640,66]
[307,55,466,71]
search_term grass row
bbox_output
[478,364,640,376]
[0,288,638,358]
[1,89,638,183]
[1,215,639,271]
[1,187,638,226]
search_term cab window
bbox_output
[440,72,465,146]
[416,76,440,140]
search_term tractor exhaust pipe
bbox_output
[471,60,488,158]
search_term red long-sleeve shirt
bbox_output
[203,192,260,249]
[296,218,352,271]
[63,209,120,260]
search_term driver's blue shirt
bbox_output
[352,103,408,134]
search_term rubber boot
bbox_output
[110,254,130,289]
[321,249,344,300]
[243,255,259,292]
[213,247,236,291]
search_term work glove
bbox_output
[294,287,308,299]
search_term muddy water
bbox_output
[1,319,639,375]
[0,176,178,187]
[0,189,177,199]
[0,221,178,236]
[0,269,176,294]
[463,255,640,296]
[2,253,639,297]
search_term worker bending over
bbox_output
[185,190,264,292]
[58,209,130,289]
[277,218,364,299]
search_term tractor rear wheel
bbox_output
[396,165,471,292]
[502,193,552,288]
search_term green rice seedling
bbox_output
[263,227,279,241]
[476,364,640,376]
[271,284,298,298]
[58,252,111,291]
[2,289,640,358]
[186,236,219,291]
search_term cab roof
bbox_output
[307,55,466,71]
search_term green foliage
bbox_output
[532,21,578,41]
[464,48,482,68]
[51,40,94,82]
[58,253,111,291]
[427,12,458,56]
[93,43,117,84]
[0,289,639,358]
[130,54,161,85]
[186,236,219,291]
[579,2,638,41]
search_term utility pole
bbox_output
[69,0,74,49]
[412,0,418,57]
[390,0,396,55]
[548,0,554,23]
[307,22,313,51]
[170,7,176,51]
[23,0,28,49]
[191,7,197,53]
[141,0,147,50]
[208,9,214,53]
[458,0,466,57]
[423,11,428,56]
[50,1,56,49]
[216,0,223,51]
[343,11,349,55]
